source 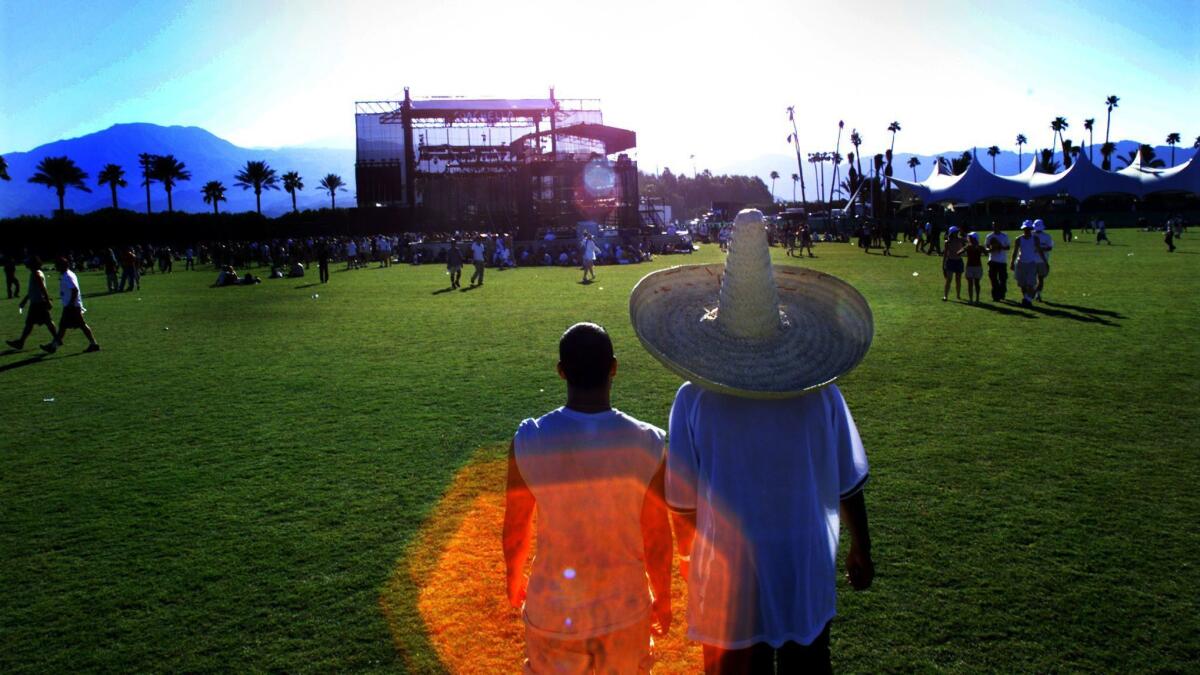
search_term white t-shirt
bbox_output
[985,232,1010,264]
[1013,234,1041,264]
[667,382,868,649]
[1036,232,1054,261]
[583,239,598,262]
[59,270,83,309]
[514,407,666,638]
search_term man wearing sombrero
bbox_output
[631,209,875,673]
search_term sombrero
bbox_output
[629,209,873,399]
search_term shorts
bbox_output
[965,265,983,280]
[943,258,964,275]
[583,259,595,269]
[524,614,652,674]
[1015,262,1039,287]
[60,305,85,329]
[447,264,462,273]
[26,301,53,326]
[1037,262,1050,278]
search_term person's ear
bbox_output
[557,362,567,381]
[610,358,618,379]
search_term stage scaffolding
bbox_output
[355,88,640,239]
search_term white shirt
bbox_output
[1014,234,1042,263]
[59,270,83,309]
[515,407,665,638]
[582,239,598,262]
[1036,232,1054,261]
[985,232,1010,264]
[667,382,868,649]
[471,242,485,261]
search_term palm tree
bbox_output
[1103,95,1119,170]
[790,172,799,202]
[0,155,9,181]
[850,130,863,180]
[234,160,280,215]
[950,151,972,176]
[987,146,1000,172]
[1037,149,1060,174]
[28,156,91,212]
[1119,145,1166,169]
[97,163,127,209]
[1166,132,1181,167]
[936,156,951,174]
[318,173,347,209]
[769,170,780,202]
[282,171,304,213]
[1084,118,1095,161]
[1195,136,1200,150]
[1015,134,1028,172]
[1100,142,1116,170]
[887,121,901,153]
[1051,117,1070,168]
[152,154,190,212]
[139,153,159,214]
[202,180,227,214]
[907,156,921,180]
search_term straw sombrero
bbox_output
[629,209,873,398]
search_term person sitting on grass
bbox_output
[215,265,239,287]
[504,322,672,673]
[5,256,57,351]
[41,257,99,354]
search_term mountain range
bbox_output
[2,123,1195,218]
[0,123,354,217]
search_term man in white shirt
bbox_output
[580,233,598,283]
[469,235,486,286]
[504,323,671,672]
[42,257,99,354]
[984,220,1011,302]
[1010,221,1043,308]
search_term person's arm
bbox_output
[502,440,535,609]
[1010,242,1018,270]
[839,488,874,590]
[640,459,672,636]
[34,273,49,306]
[68,288,79,307]
[669,508,696,585]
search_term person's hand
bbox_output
[650,595,671,636]
[507,574,527,609]
[845,545,874,591]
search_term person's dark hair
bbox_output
[559,322,614,389]
[26,255,42,270]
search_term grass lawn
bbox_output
[1,230,1197,673]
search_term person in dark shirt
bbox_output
[446,239,464,289]
[2,251,19,299]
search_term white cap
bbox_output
[1020,220,1034,230]
[1033,219,1045,231]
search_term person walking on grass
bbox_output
[504,322,671,673]
[963,232,985,304]
[3,251,20,300]
[631,210,875,675]
[1096,219,1110,245]
[469,234,486,286]
[1011,221,1043,308]
[446,238,463,288]
[1033,220,1054,301]
[1062,219,1073,244]
[41,257,99,354]
[581,232,598,283]
[942,226,967,301]
[1165,225,1176,253]
[985,221,1010,302]
[6,256,57,351]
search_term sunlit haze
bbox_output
[2,0,1197,173]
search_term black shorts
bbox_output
[26,301,53,326]
[60,305,85,329]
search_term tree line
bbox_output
[639,169,773,219]
[0,154,348,215]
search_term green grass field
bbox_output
[2,231,1198,673]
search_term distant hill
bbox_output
[714,141,1197,203]
[0,123,354,217]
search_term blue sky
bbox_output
[2,0,1197,172]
